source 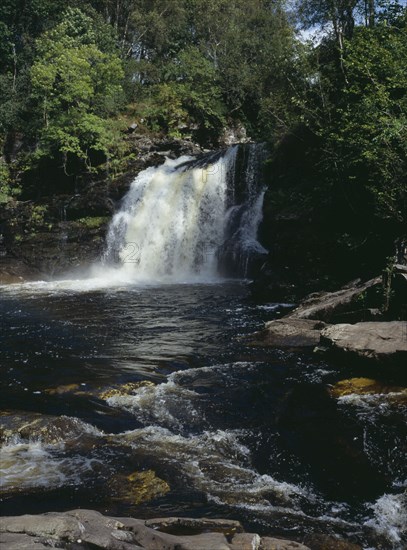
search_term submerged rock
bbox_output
[259,538,311,550]
[100,381,155,400]
[109,469,170,505]
[0,509,312,550]
[145,516,243,537]
[277,385,388,500]
[329,377,406,398]
[246,318,328,349]
[0,411,99,445]
[320,322,407,367]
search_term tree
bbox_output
[329,12,407,223]
[30,7,124,173]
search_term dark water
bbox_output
[0,280,406,548]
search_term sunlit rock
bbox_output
[109,469,170,505]
[320,321,407,366]
[100,381,155,400]
[330,377,406,398]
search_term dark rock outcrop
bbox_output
[289,277,382,323]
[0,136,204,281]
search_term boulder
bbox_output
[320,321,407,367]
[289,277,382,323]
[247,318,328,348]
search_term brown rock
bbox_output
[329,377,406,398]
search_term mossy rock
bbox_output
[100,381,155,400]
[44,383,82,395]
[109,469,170,505]
[330,377,406,398]
[75,216,110,229]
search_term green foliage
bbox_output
[75,216,110,229]
[332,18,407,222]
[142,46,226,137]
[29,8,125,172]
[0,157,16,203]
[0,0,405,261]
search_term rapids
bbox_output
[1,146,406,548]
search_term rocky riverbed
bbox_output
[248,272,407,380]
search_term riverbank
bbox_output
[248,270,407,382]
[1,508,375,549]
[0,509,315,550]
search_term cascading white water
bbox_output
[102,148,237,282]
[99,144,267,283]
[222,144,268,277]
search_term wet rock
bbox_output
[384,263,407,319]
[290,277,382,323]
[303,533,362,550]
[109,469,170,505]
[44,383,81,395]
[259,538,311,550]
[0,256,39,284]
[247,318,328,349]
[0,411,97,445]
[145,516,243,537]
[329,377,406,398]
[100,381,155,400]
[320,322,407,367]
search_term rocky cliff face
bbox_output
[0,137,204,282]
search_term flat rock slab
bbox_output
[290,277,381,323]
[0,509,314,550]
[247,318,328,348]
[320,321,407,366]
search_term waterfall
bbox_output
[100,144,268,283]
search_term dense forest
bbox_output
[0,0,406,281]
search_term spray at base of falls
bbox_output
[99,144,268,283]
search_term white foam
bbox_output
[364,493,407,546]
[0,439,101,491]
[100,149,238,284]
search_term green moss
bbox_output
[76,216,110,229]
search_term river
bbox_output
[1,279,406,549]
